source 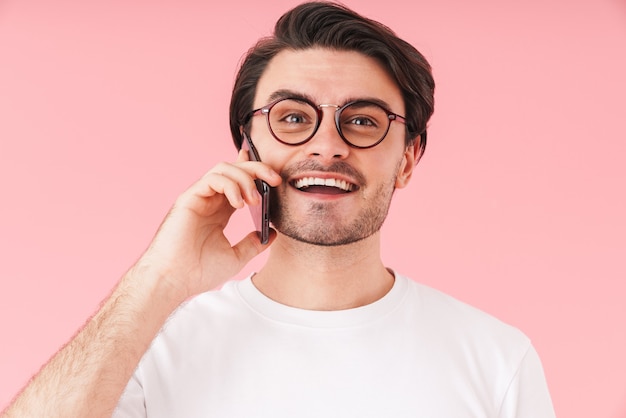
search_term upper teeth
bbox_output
[294,177,354,192]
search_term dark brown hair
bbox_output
[229,1,435,158]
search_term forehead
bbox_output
[254,48,404,112]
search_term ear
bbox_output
[395,136,421,189]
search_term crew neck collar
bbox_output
[235,271,408,328]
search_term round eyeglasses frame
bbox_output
[245,97,407,149]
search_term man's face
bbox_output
[248,48,417,246]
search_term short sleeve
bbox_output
[498,344,556,418]
[112,371,147,418]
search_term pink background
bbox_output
[1,0,625,416]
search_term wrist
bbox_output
[122,260,190,315]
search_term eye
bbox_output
[270,98,317,129]
[347,116,377,127]
[283,112,308,124]
[341,102,387,130]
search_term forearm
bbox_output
[2,157,278,417]
[2,264,185,418]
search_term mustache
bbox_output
[281,160,367,186]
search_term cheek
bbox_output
[362,164,398,191]
[366,144,407,177]
[255,143,295,174]
[372,155,407,190]
[248,121,284,164]
[248,119,265,140]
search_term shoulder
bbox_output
[394,274,553,415]
[155,279,254,338]
[397,273,531,355]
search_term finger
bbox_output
[235,150,282,187]
[231,229,277,267]
[238,162,282,189]
[191,162,258,203]
[237,148,250,163]
[188,160,281,207]
[204,161,279,201]
[198,172,249,209]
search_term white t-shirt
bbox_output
[114,273,555,417]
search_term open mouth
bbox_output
[291,177,357,195]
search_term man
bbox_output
[2,2,555,417]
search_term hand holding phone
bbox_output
[241,133,270,244]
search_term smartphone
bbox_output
[241,133,270,244]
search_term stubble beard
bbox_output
[270,168,399,247]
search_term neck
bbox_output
[252,231,394,310]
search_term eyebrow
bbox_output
[267,89,312,104]
[265,89,400,114]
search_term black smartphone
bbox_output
[241,133,270,244]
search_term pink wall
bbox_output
[1,0,625,416]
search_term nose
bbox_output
[301,105,350,161]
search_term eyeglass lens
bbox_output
[267,99,392,148]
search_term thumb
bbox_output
[232,229,276,267]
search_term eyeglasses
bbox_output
[246,97,406,149]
